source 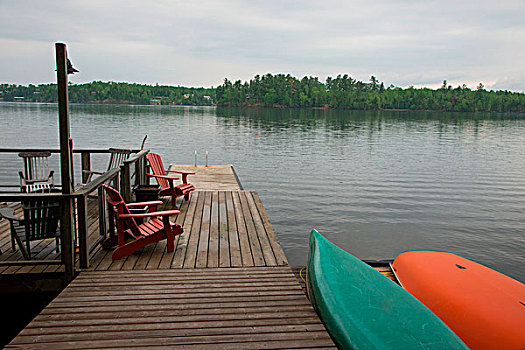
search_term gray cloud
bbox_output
[0,0,523,91]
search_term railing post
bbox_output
[56,42,75,283]
[77,195,89,268]
[98,186,107,238]
[81,152,91,183]
[135,159,141,187]
[120,162,131,203]
[59,197,75,282]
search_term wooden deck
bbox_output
[169,164,243,191]
[7,267,336,349]
[87,190,288,271]
[5,164,337,348]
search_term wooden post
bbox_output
[77,195,89,268]
[56,42,75,283]
[98,185,107,238]
[120,162,131,203]
[81,152,91,183]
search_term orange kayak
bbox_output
[392,251,525,350]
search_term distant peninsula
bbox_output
[2,74,524,113]
[0,81,215,106]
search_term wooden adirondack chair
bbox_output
[0,199,60,260]
[82,148,133,183]
[18,151,55,192]
[146,153,195,207]
[101,184,183,260]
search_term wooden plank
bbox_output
[251,192,288,265]
[10,332,334,349]
[16,324,329,343]
[182,191,205,268]
[218,191,230,267]
[169,192,197,268]
[195,191,212,268]
[238,191,265,266]
[207,191,220,267]
[246,191,277,266]
[169,165,242,191]
[226,191,242,267]
[231,191,254,266]
[42,299,312,314]
[47,294,309,309]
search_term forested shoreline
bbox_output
[0,81,216,106]
[2,75,524,113]
[216,74,525,113]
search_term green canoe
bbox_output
[307,229,468,349]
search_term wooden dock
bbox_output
[7,268,335,349]
[4,165,337,349]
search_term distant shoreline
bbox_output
[2,100,524,115]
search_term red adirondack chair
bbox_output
[146,153,195,207]
[102,184,183,260]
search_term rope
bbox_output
[299,266,306,284]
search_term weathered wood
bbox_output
[171,192,198,268]
[231,191,254,266]
[81,152,91,183]
[56,43,75,283]
[168,165,242,191]
[8,268,335,349]
[226,191,242,267]
[120,161,132,203]
[218,191,230,267]
[77,196,89,268]
[195,191,212,267]
[183,191,205,268]
[251,192,288,265]
[239,191,265,266]
[207,191,220,267]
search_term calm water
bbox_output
[1,102,524,282]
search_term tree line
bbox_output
[0,81,216,105]
[216,74,525,113]
[2,76,524,113]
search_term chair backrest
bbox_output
[146,153,169,189]
[21,199,60,241]
[19,151,52,182]
[107,148,133,171]
[102,184,141,236]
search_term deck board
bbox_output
[8,267,336,349]
[168,165,242,191]
[87,190,288,271]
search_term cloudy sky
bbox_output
[1,0,524,91]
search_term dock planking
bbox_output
[4,164,336,348]
[7,267,336,349]
[87,190,288,271]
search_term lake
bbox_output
[1,102,524,282]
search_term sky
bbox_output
[1,0,524,91]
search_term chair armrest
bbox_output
[146,173,180,180]
[127,201,163,207]
[167,170,196,175]
[120,210,180,218]
[0,208,22,222]
[167,170,194,183]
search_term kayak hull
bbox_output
[307,229,467,349]
[392,251,525,350]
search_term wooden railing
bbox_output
[0,148,150,282]
[0,191,75,282]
